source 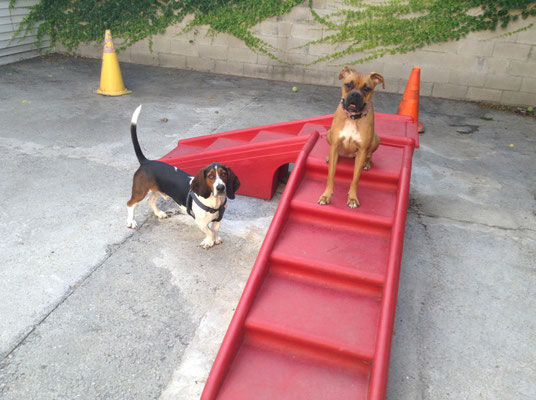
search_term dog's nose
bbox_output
[345,91,365,111]
[216,183,225,192]
[347,90,363,104]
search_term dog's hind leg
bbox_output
[127,171,151,229]
[126,203,139,229]
[127,191,146,229]
[147,192,168,219]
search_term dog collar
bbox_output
[187,191,227,222]
[341,98,369,120]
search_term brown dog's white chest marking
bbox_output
[338,119,364,157]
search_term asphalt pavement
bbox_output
[0,54,534,399]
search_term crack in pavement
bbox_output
[1,228,142,359]
[409,209,536,234]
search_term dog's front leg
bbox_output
[196,221,216,249]
[348,150,367,208]
[211,221,223,245]
[318,142,340,205]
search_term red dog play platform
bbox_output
[160,68,421,400]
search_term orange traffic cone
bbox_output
[397,66,424,133]
[96,30,131,96]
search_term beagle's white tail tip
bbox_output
[131,104,142,125]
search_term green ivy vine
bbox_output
[9,0,303,61]
[10,0,536,65]
[308,0,536,65]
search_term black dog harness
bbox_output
[341,98,370,120]
[186,191,227,222]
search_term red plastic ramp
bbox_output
[159,113,418,200]
[160,116,330,199]
[199,122,416,399]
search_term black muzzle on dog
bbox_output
[341,91,369,119]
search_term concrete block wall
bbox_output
[64,1,536,107]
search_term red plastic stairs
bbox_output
[159,68,421,400]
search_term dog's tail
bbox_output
[130,104,147,164]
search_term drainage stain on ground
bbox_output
[450,124,480,134]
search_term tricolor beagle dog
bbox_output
[126,105,240,249]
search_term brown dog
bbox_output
[318,67,385,208]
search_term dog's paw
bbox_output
[347,197,360,208]
[200,238,215,249]
[318,195,332,205]
[215,237,223,245]
[155,211,168,219]
[127,220,139,229]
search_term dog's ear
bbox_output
[370,72,385,89]
[225,167,240,200]
[339,66,355,80]
[190,168,211,199]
